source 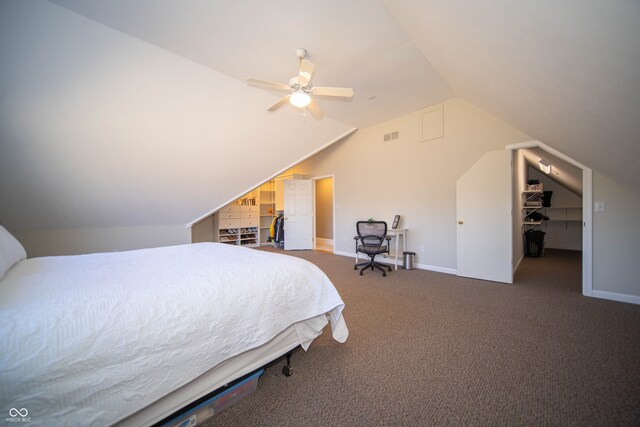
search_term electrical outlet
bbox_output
[420,245,425,253]
[595,201,605,212]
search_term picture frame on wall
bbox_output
[391,215,400,229]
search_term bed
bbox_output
[0,226,348,426]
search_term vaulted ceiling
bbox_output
[1,0,638,231]
[384,0,640,191]
[47,0,456,128]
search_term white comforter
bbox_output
[0,243,347,426]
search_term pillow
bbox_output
[0,225,27,280]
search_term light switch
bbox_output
[595,201,605,212]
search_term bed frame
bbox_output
[116,315,326,426]
[152,346,300,427]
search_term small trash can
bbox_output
[403,251,416,270]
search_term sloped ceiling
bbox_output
[0,0,354,230]
[383,0,640,190]
[520,147,582,196]
[1,0,638,233]
[47,0,455,129]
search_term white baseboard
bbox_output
[513,254,524,275]
[415,263,457,275]
[315,238,333,251]
[545,244,582,251]
[288,249,638,303]
[316,238,333,245]
[334,250,356,259]
[334,250,456,275]
[590,290,640,305]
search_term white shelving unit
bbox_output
[216,190,260,247]
[544,206,582,223]
[540,206,583,250]
[526,168,584,251]
[522,187,547,257]
[522,189,544,229]
[259,181,276,246]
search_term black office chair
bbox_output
[354,221,392,276]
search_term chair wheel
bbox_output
[360,271,363,275]
[383,273,387,277]
[282,365,293,377]
[354,265,357,270]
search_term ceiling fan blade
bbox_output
[267,95,291,112]
[298,59,315,87]
[246,78,291,92]
[311,86,354,98]
[306,99,324,119]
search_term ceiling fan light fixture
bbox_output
[246,48,352,118]
[290,90,311,108]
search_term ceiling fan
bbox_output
[246,48,353,119]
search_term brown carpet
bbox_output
[204,249,640,426]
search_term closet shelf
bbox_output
[522,190,545,230]
[216,191,260,247]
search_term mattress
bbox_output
[0,243,348,426]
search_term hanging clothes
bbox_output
[268,216,278,242]
[274,214,285,244]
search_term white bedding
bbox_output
[0,243,348,426]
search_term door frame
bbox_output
[310,174,336,253]
[506,141,593,297]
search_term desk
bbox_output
[354,228,408,271]
[387,228,408,270]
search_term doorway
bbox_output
[508,141,593,296]
[313,176,334,253]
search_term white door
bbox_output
[456,149,512,283]
[284,180,313,250]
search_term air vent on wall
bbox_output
[383,131,399,142]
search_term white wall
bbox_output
[0,0,351,256]
[385,0,640,192]
[285,101,640,301]
[592,174,640,299]
[13,225,190,257]
[286,98,531,269]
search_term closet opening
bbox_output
[510,143,591,295]
[312,176,335,253]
